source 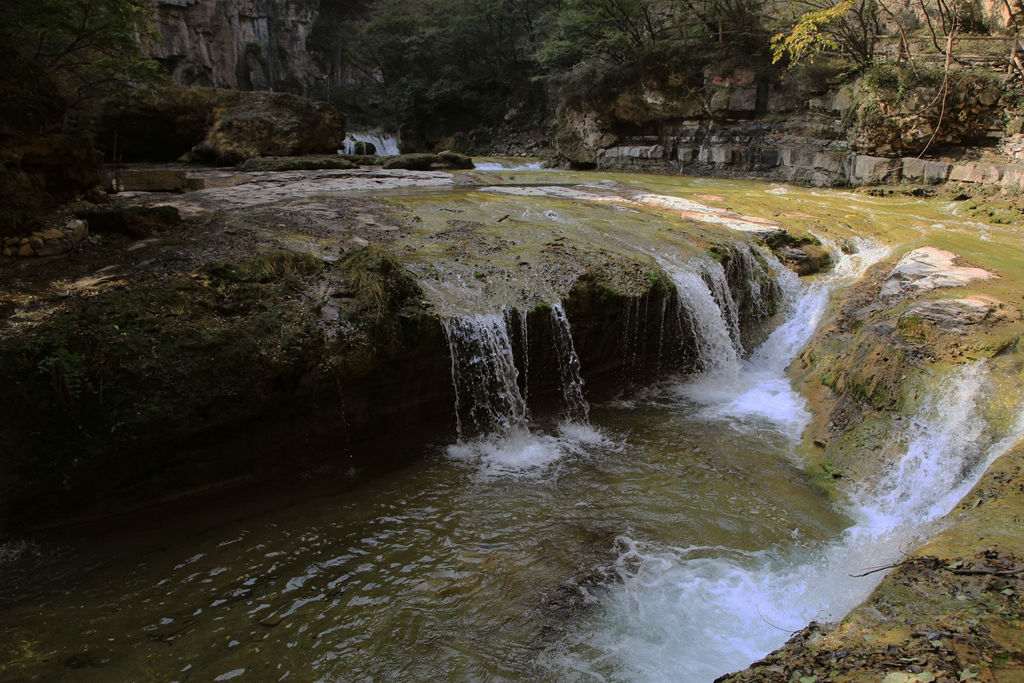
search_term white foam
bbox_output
[474,161,544,170]
[446,423,608,478]
[659,260,741,377]
[675,240,889,438]
[551,362,1024,682]
[339,131,400,156]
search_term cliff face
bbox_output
[143,0,324,93]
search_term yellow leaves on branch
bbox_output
[771,0,857,64]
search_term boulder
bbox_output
[239,155,358,172]
[556,107,618,167]
[900,295,1006,334]
[437,151,474,169]
[383,154,440,171]
[765,232,834,275]
[852,155,901,184]
[340,154,383,167]
[191,92,347,166]
[949,162,1004,184]
[901,158,951,184]
[105,169,188,193]
[879,246,995,300]
[95,87,219,162]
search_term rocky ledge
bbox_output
[0,167,789,532]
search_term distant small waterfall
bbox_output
[340,131,401,156]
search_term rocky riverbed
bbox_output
[2,164,1024,681]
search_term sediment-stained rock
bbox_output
[879,247,996,300]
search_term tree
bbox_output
[333,0,549,138]
[0,0,161,107]
[771,0,882,66]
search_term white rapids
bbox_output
[545,240,1024,681]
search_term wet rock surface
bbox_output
[0,165,783,530]
[771,236,1024,682]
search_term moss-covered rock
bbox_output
[846,66,1004,156]
[94,86,220,162]
[764,231,833,275]
[239,155,358,171]
[438,150,475,169]
[383,153,441,171]
[0,245,445,530]
[191,91,347,166]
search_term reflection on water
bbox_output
[0,392,846,682]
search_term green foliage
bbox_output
[201,251,325,287]
[37,349,88,403]
[0,0,163,105]
[317,0,770,140]
[324,0,547,139]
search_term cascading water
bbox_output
[442,313,528,439]
[550,303,589,423]
[443,308,604,477]
[340,131,401,156]
[546,243,1024,682]
[675,240,889,438]
[702,259,744,356]
[473,160,545,170]
[658,259,742,377]
[557,361,1024,683]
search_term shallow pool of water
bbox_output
[0,380,855,682]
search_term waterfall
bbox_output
[340,131,401,156]
[658,260,742,377]
[550,303,589,423]
[442,313,528,439]
[546,241,1024,682]
[703,260,744,356]
[443,308,604,477]
[550,361,1024,682]
[474,160,545,170]
[675,240,889,439]
[854,361,1016,529]
[726,241,779,320]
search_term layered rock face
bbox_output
[562,64,1015,188]
[143,0,324,92]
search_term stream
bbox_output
[2,175,1024,682]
